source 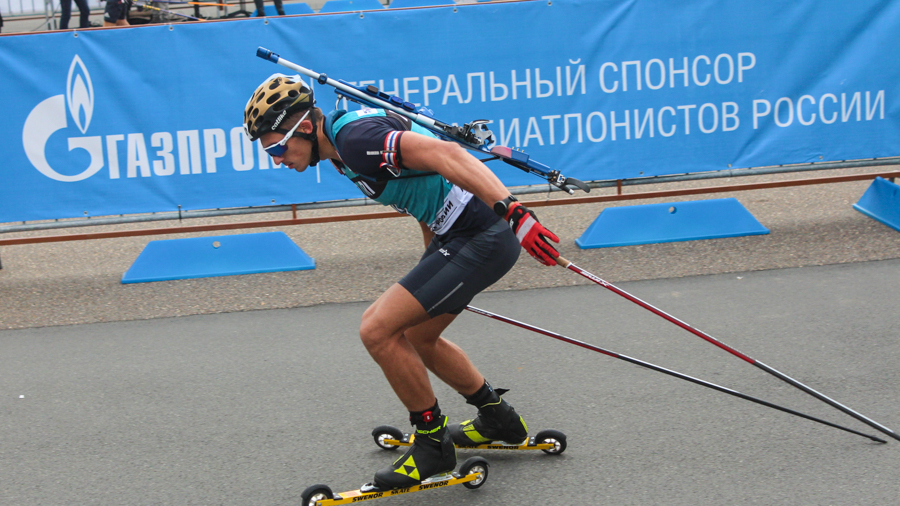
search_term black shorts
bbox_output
[399,219,520,317]
[104,0,131,22]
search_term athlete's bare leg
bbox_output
[404,315,483,396]
[360,283,483,411]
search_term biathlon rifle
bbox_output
[256,47,590,194]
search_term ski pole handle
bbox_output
[256,47,329,86]
[257,47,280,64]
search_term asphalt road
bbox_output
[2,259,898,506]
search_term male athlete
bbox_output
[243,74,560,489]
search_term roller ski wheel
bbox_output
[298,457,489,505]
[458,456,490,489]
[300,484,334,506]
[372,425,567,455]
[371,425,405,451]
[534,429,567,455]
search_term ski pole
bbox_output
[553,256,900,443]
[464,305,886,443]
[134,2,203,20]
[152,0,229,6]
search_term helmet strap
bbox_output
[273,112,320,166]
[295,121,321,167]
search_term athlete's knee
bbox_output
[359,309,392,357]
[358,318,380,351]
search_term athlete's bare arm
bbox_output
[398,132,510,207]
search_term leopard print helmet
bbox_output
[243,73,315,141]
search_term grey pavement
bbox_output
[1,259,899,506]
[2,168,900,505]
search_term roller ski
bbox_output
[374,382,567,455]
[299,457,489,506]
[373,425,566,455]
[303,406,489,506]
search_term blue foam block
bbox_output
[122,232,315,284]
[575,198,769,249]
[852,177,900,232]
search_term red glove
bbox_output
[505,202,560,266]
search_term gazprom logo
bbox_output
[21,55,285,185]
[22,55,104,182]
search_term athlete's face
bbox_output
[259,119,315,173]
[268,136,314,173]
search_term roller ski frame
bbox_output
[256,47,591,195]
[300,456,489,506]
[372,425,567,455]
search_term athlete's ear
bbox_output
[299,118,315,135]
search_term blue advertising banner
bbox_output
[1,0,898,222]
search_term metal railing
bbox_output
[0,0,478,34]
[2,0,102,16]
[2,0,105,33]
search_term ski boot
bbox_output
[449,381,529,446]
[372,406,456,490]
